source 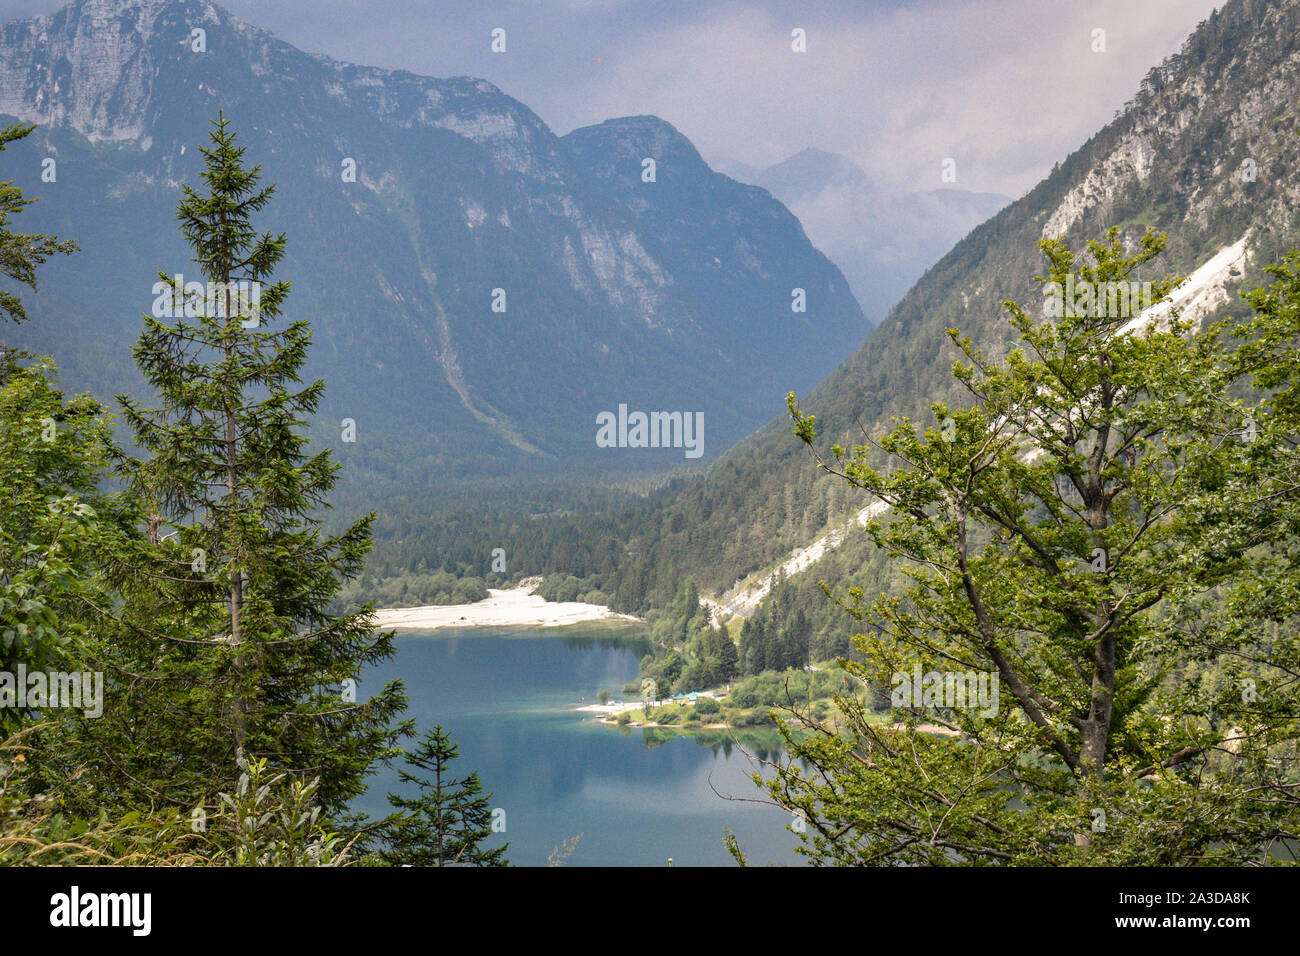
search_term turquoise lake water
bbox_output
[354,627,804,866]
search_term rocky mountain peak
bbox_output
[1,0,869,477]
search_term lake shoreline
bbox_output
[372,577,646,631]
[577,694,730,730]
[578,698,963,738]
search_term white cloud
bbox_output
[541,0,1223,195]
[8,0,1225,195]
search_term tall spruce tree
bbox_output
[382,725,508,866]
[67,115,406,819]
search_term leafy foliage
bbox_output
[763,231,1300,865]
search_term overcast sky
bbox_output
[6,0,1224,196]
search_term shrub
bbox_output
[731,709,772,728]
[729,688,758,709]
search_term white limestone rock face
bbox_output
[1,0,160,141]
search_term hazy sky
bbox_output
[5,0,1224,195]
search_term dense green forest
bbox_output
[334,452,861,616]
[0,120,503,866]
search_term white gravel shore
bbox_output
[371,578,644,631]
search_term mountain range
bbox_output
[11,0,1299,632]
[0,0,868,480]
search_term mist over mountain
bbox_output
[0,0,868,480]
[715,148,1011,323]
[562,0,1300,614]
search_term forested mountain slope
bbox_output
[573,0,1300,615]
